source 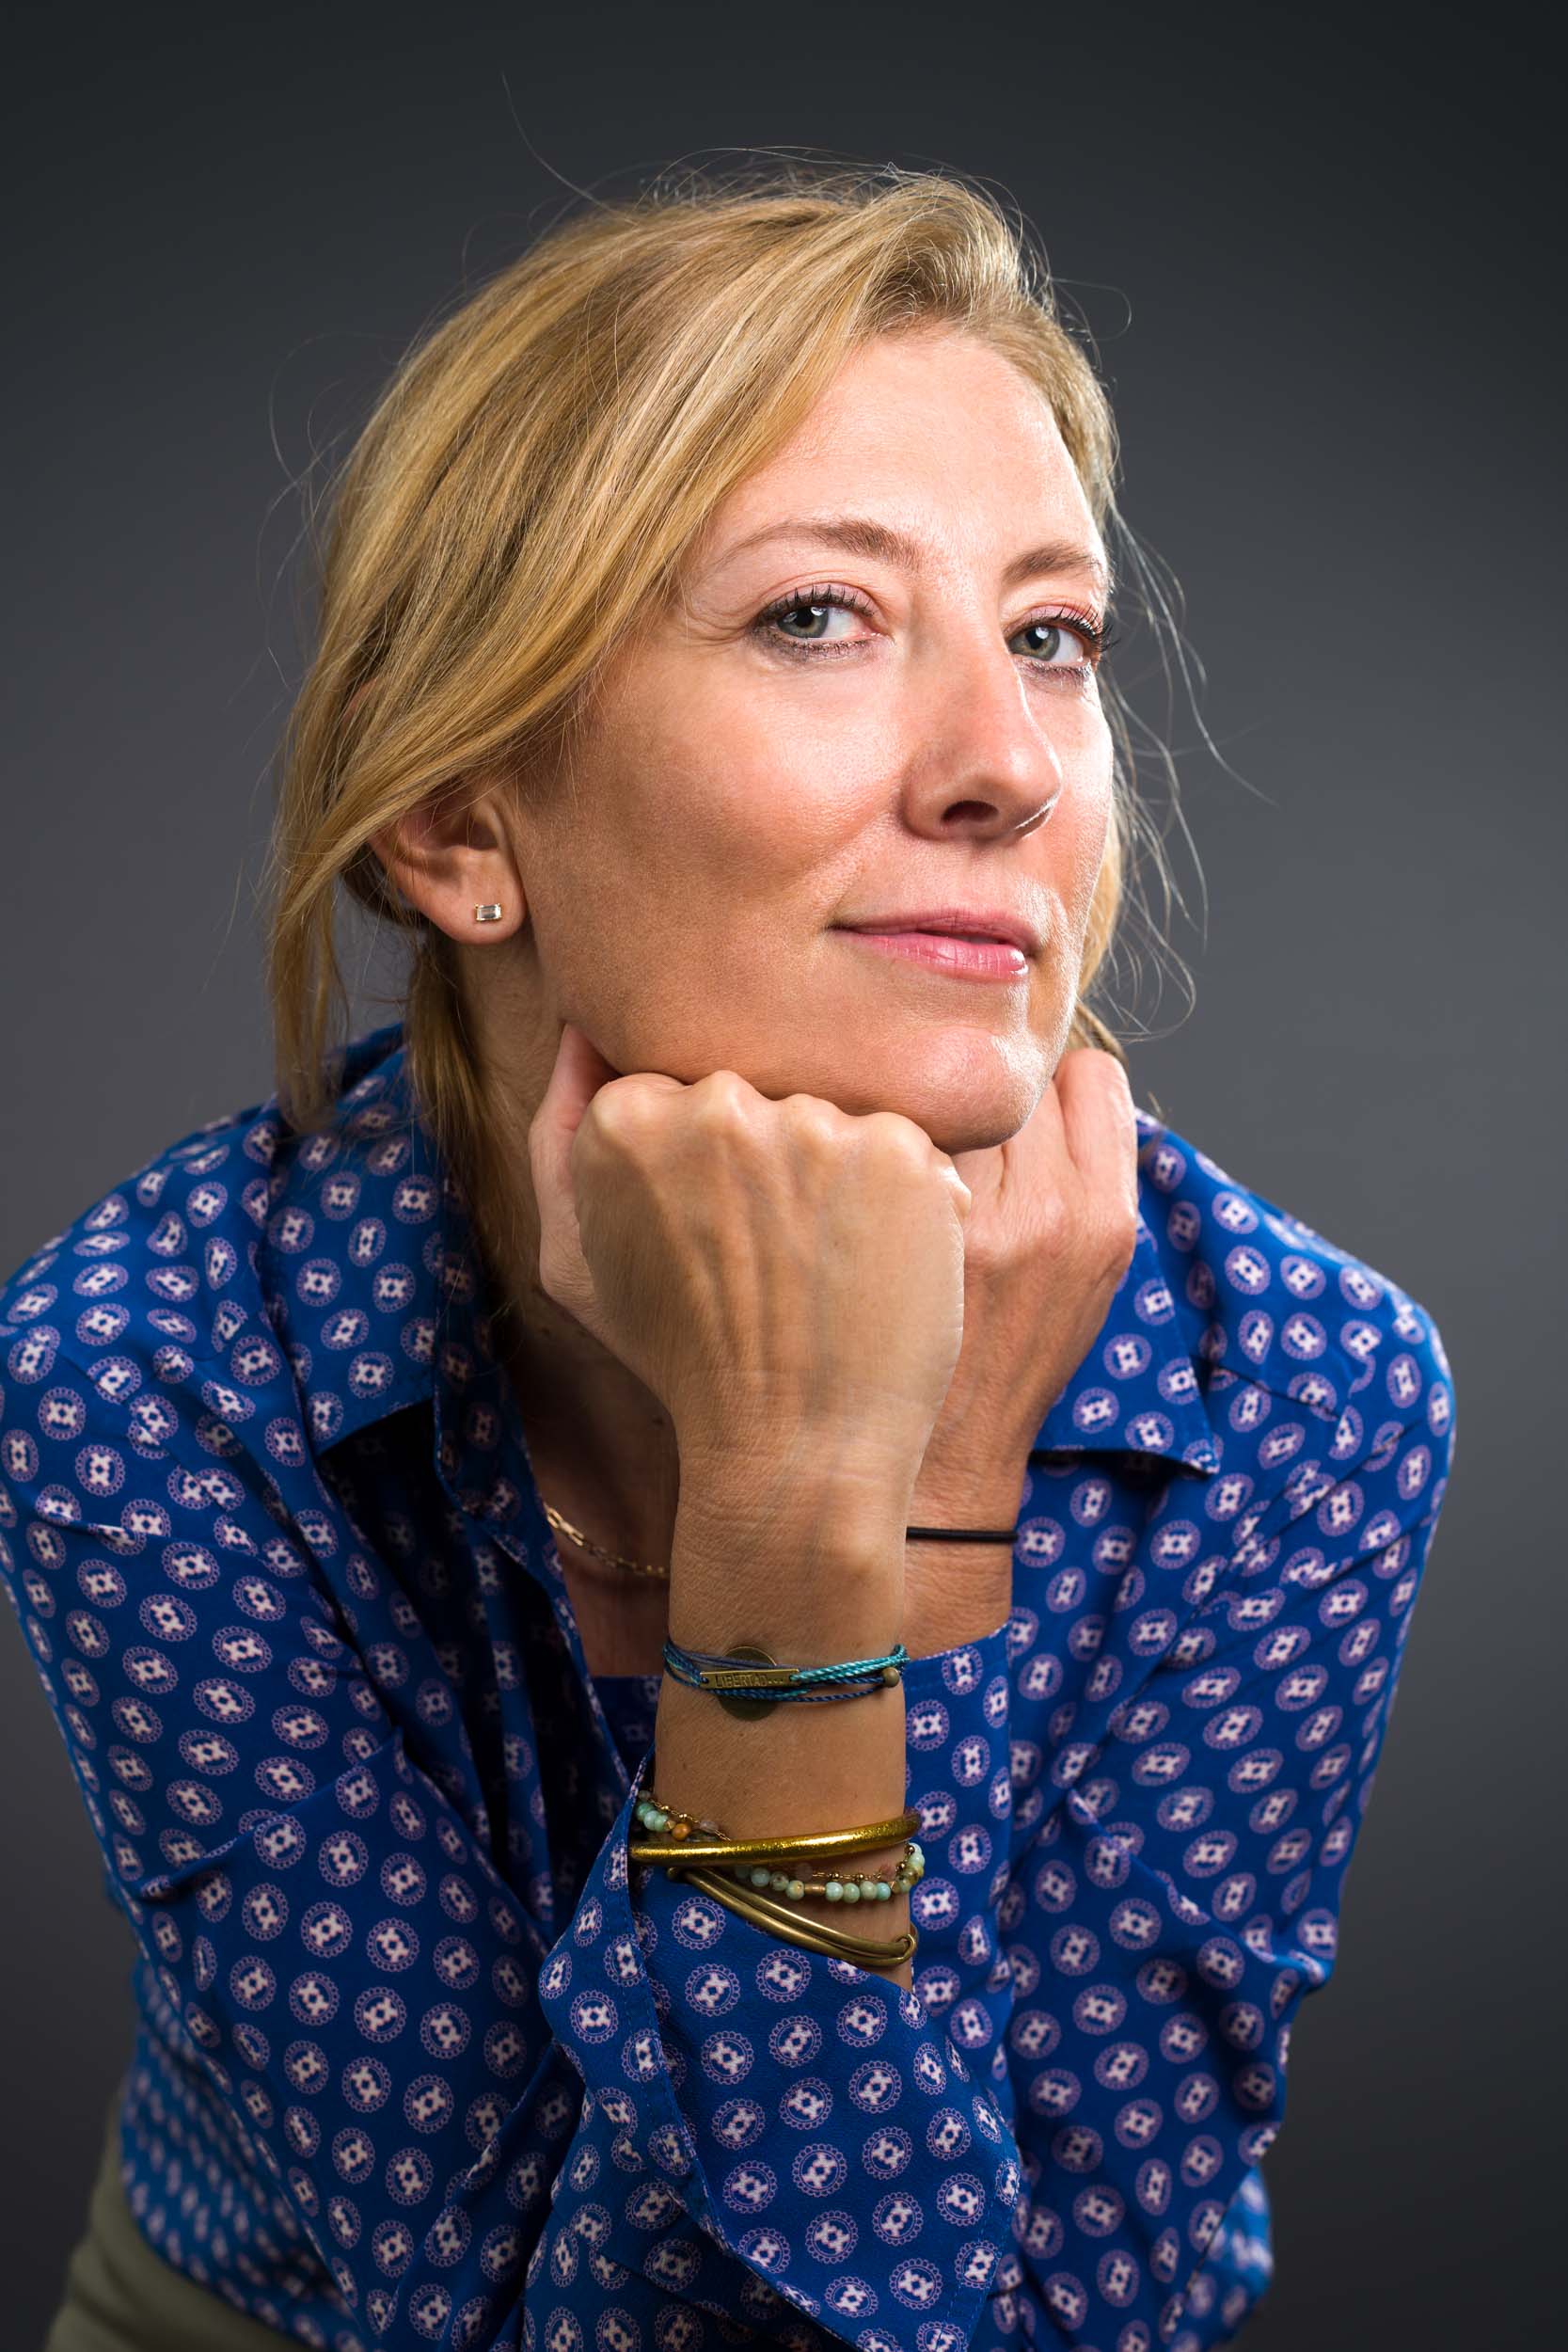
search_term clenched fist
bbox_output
[529,1024,974,1496]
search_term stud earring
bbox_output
[473,903,503,924]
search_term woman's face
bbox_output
[497,326,1116,1153]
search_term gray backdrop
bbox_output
[4,4,1559,2344]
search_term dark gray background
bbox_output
[4,3,1559,2343]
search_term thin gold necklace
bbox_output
[538,1495,671,1580]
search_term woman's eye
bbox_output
[1014,618,1093,668]
[758,591,866,648]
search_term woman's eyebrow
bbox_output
[720,513,1113,596]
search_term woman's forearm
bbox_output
[651,1455,913,1984]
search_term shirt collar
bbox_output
[265,1025,545,1550]
[276,1027,1218,1518]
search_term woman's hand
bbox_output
[528,1022,974,1506]
[905,1047,1142,1649]
[932,1045,1141,1471]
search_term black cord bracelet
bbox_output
[904,1524,1020,1543]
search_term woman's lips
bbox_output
[835,928,1030,980]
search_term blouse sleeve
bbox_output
[994,1362,1457,2347]
[0,1336,620,2346]
[1,1328,1027,2352]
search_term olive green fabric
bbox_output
[42,2094,293,2352]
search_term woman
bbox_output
[5,166,1455,2352]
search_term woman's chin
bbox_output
[824,1034,1050,1152]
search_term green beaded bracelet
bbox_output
[631,1792,926,1913]
[730,1841,925,1907]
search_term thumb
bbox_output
[528,1021,622,1234]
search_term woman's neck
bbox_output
[486,1264,683,1677]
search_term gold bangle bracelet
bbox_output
[680,1865,917,1971]
[627,1806,920,1870]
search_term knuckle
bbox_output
[782,1094,845,1149]
[689,1069,753,1125]
[579,1090,622,1147]
[580,1075,641,1136]
[578,1073,675,1161]
[860,1108,935,1170]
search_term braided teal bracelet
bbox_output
[661,1637,908,1710]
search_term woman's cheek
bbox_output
[1060,784,1114,929]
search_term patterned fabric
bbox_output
[0,1019,1456,2352]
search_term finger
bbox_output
[528,1022,622,1234]
[948,1073,1065,1195]
[1053,1047,1139,1214]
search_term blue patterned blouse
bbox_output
[0,1019,1456,2351]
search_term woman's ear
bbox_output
[369,780,527,946]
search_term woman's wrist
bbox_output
[903,1455,1029,1654]
[668,1462,909,1655]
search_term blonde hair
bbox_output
[264,159,1182,1232]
